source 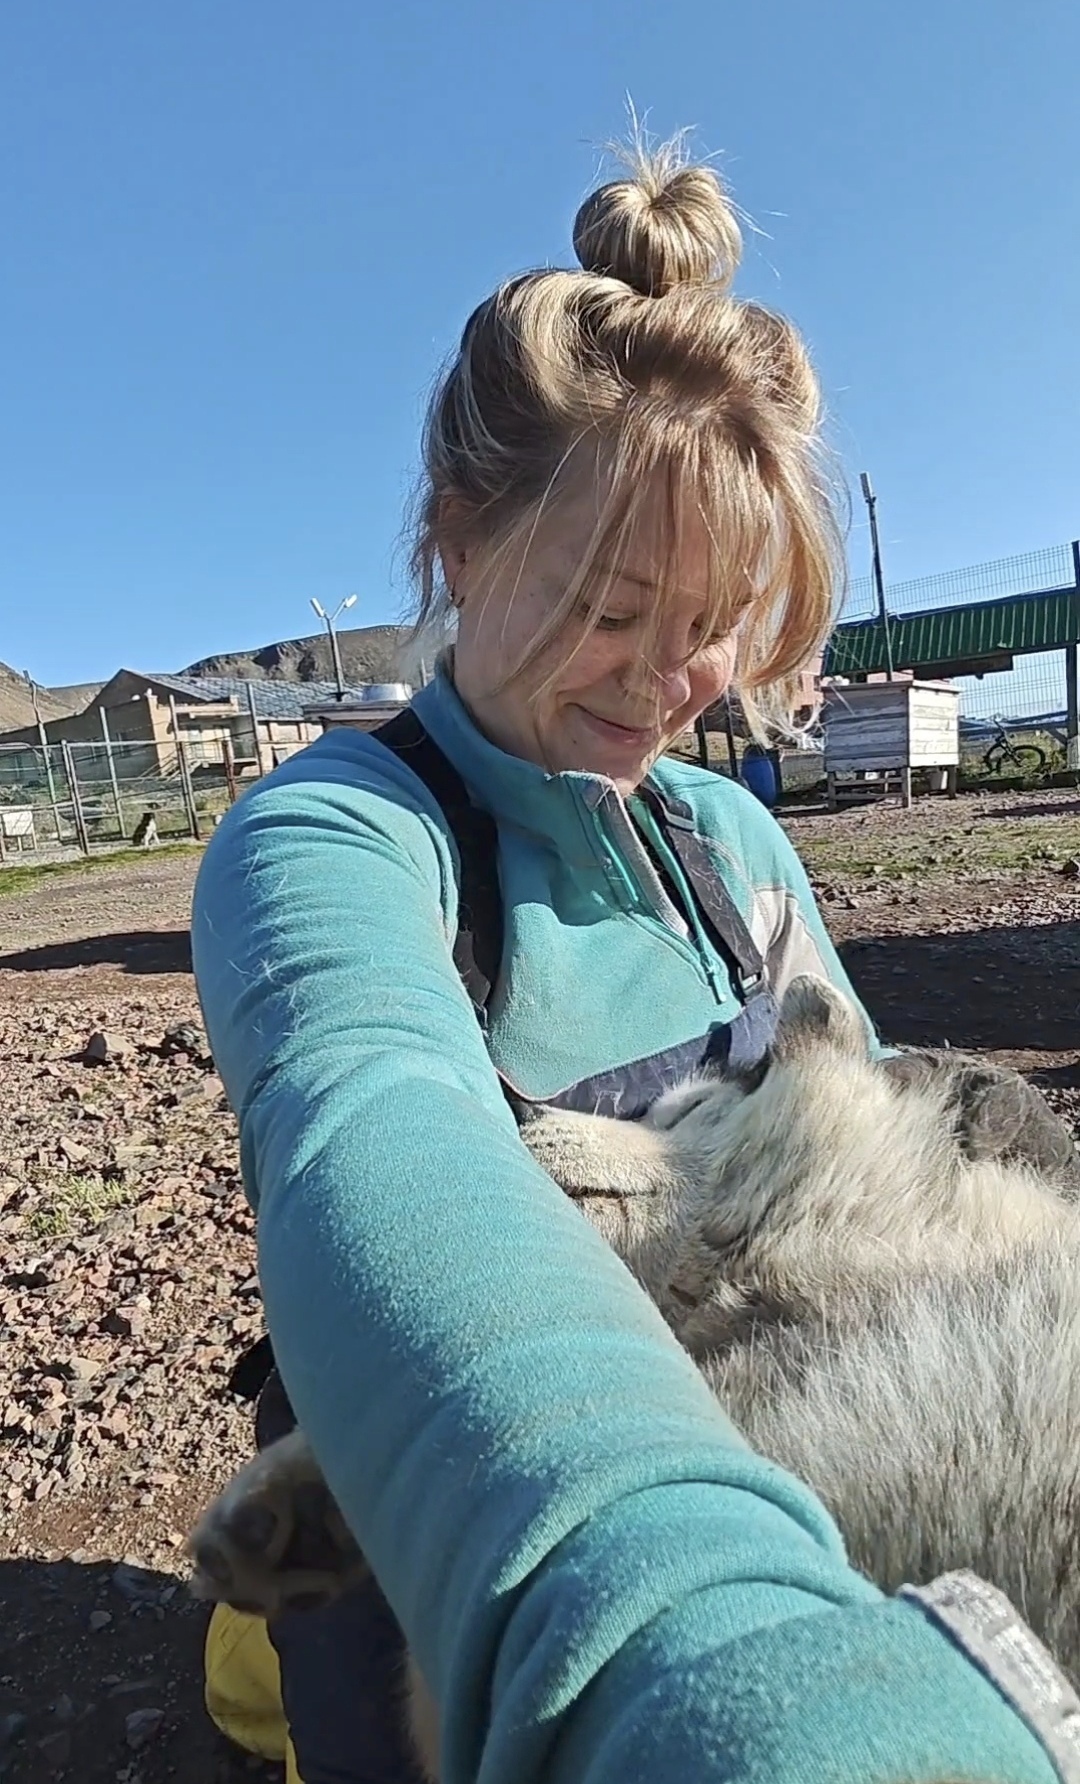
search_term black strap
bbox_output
[639,784,766,999]
[372,709,503,1024]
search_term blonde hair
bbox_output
[411,134,842,733]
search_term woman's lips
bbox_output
[575,707,656,746]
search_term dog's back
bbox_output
[635,978,1080,1678]
[187,971,1080,1773]
[707,1245,1080,1671]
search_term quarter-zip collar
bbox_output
[412,668,612,848]
[410,668,688,935]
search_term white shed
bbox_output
[823,680,960,808]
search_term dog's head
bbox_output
[646,975,870,1137]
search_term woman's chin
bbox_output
[563,708,663,786]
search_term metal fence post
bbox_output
[61,740,91,855]
[176,740,201,839]
[245,683,266,775]
[99,707,127,839]
[37,730,64,843]
[1068,540,1080,774]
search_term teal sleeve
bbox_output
[191,740,1053,1784]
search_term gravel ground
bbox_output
[2,787,1079,1781]
[0,854,269,1784]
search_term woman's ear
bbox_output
[437,541,468,602]
[436,499,472,601]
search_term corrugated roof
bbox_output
[825,586,1080,678]
[145,673,376,718]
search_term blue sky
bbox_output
[2,0,1078,688]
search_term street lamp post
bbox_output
[310,595,357,701]
[858,473,895,683]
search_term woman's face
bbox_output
[448,484,740,795]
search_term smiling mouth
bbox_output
[576,708,657,744]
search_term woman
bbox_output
[192,142,1069,1784]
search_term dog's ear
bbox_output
[772,975,868,1063]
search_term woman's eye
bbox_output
[694,624,735,654]
[576,599,639,633]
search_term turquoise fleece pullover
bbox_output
[191,669,1059,1784]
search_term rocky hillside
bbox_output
[5,619,444,736]
[0,663,91,733]
[181,622,420,685]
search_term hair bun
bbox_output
[572,149,742,298]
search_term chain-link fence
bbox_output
[842,542,1078,730]
[0,736,235,861]
[833,540,1080,785]
[842,542,1076,624]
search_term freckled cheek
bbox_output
[551,636,632,705]
[692,645,737,709]
[689,663,731,717]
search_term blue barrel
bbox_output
[740,744,779,808]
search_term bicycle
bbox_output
[981,719,1046,778]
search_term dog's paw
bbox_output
[188,1430,368,1617]
[520,1108,630,1197]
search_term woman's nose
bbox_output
[653,658,693,706]
[619,628,695,709]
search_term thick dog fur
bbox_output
[189,976,1080,1779]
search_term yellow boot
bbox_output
[204,1602,302,1781]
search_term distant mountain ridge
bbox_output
[0,662,92,733]
[181,623,418,686]
[1,622,430,734]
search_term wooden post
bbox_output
[61,740,91,854]
[222,735,238,803]
[98,706,127,838]
[245,683,266,775]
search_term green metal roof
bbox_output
[825,585,1080,678]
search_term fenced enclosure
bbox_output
[0,736,235,859]
[840,541,1080,732]
[819,538,1080,796]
